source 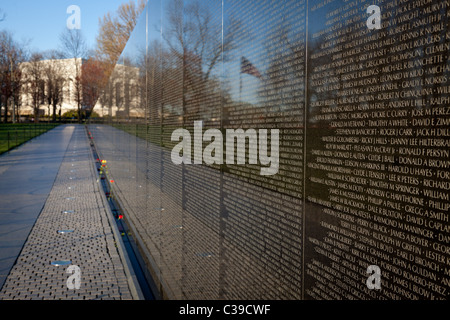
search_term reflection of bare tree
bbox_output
[260,24,306,119]
[146,39,164,137]
[239,16,307,197]
[109,62,141,119]
[115,75,123,114]
[123,56,145,119]
[98,79,114,118]
[97,47,146,121]
[98,0,243,124]
[81,58,110,118]
[124,45,148,121]
[163,0,242,122]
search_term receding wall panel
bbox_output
[90,0,450,300]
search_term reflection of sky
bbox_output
[308,0,347,37]
[117,3,148,68]
[0,0,134,54]
[224,0,308,105]
[115,0,305,105]
[308,0,385,42]
[114,0,368,105]
[147,0,162,48]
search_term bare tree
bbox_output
[59,28,87,122]
[59,28,87,60]
[43,50,67,122]
[0,30,26,123]
[22,52,45,123]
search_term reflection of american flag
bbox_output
[240,56,262,78]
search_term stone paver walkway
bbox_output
[0,124,142,300]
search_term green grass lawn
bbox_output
[0,123,60,155]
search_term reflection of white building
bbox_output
[95,63,144,119]
[19,58,84,117]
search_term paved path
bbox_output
[0,124,141,300]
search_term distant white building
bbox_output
[19,58,84,118]
[17,57,144,120]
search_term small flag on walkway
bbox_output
[240,56,262,79]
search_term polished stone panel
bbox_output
[91,0,450,300]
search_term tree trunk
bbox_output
[3,103,8,123]
[34,104,39,123]
[78,103,82,123]
[52,103,57,122]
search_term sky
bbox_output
[0,0,136,54]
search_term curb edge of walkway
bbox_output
[89,140,145,301]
